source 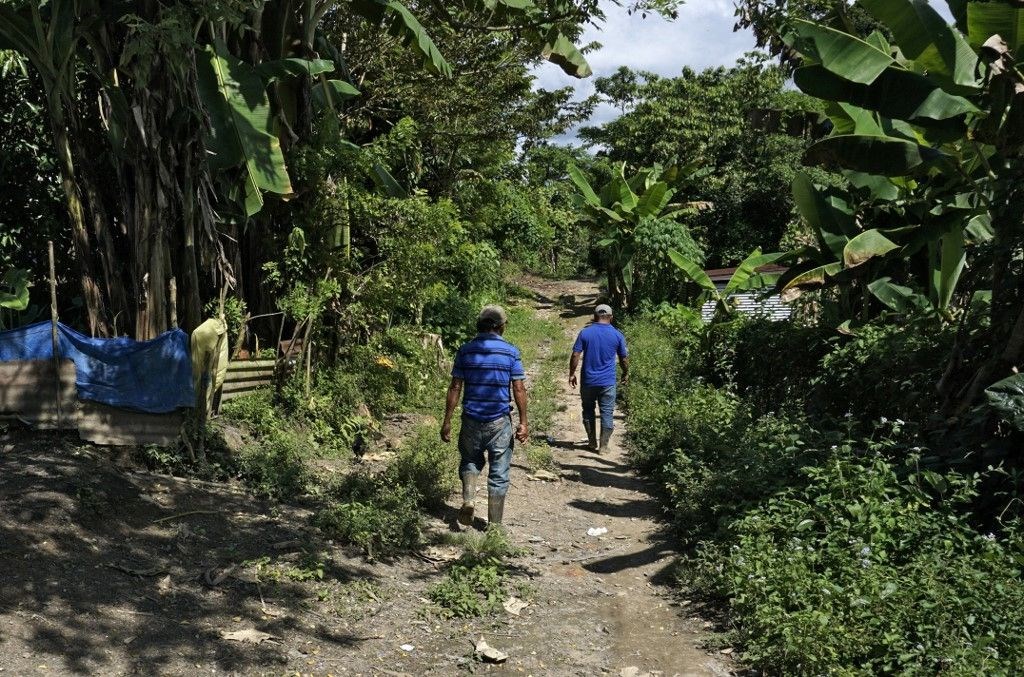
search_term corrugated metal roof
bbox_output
[701,293,792,323]
[704,264,789,282]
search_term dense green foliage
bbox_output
[580,59,824,266]
[625,310,1024,674]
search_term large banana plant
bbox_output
[568,161,705,308]
[782,0,1024,410]
[778,170,973,321]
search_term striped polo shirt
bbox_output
[452,333,526,422]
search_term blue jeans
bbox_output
[458,414,514,496]
[581,384,617,431]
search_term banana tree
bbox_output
[0,0,597,339]
[568,161,704,308]
[782,0,1024,411]
[777,169,977,323]
[668,247,785,321]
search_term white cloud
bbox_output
[532,0,757,144]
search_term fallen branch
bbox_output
[152,510,220,524]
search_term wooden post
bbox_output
[47,241,63,428]
[169,277,178,329]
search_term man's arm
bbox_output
[569,351,582,389]
[619,356,630,386]
[512,379,529,443]
[441,377,463,442]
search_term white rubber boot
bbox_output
[458,472,478,526]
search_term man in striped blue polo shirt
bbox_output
[441,305,528,527]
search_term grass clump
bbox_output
[389,425,458,509]
[426,527,524,619]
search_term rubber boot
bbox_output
[584,420,598,451]
[487,492,505,526]
[599,427,613,453]
[458,472,478,526]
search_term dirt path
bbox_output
[487,274,729,677]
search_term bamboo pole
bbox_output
[47,241,63,429]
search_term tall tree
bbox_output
[579,56,823,266]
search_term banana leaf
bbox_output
[985,373,1024,431]
[196,41,293,216]
[256,58,335,82]
[724,249,786,296]
[792,172,858,260]
[779,262,843,300]
[860,0,979,89]
[967,2,1024,55]
[794,64,977,126]
[635,182,673,218]
[843,229,900,267]
[542,27,592,78]
[0,269,30,311]
[788,19,895,84]
[868,277,930,314]
[567,163,600,207]
[804,134,947,175]
[312,79,361,111]
[668,249,716,293]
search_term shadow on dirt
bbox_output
[0,431,380,674]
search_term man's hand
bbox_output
[569,373,578,389]
[621,374,629,387]
[515,422,529,443]
[440,420,452,443]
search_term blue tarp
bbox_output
[0,321,195,413]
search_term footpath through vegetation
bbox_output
[0,275,729,676]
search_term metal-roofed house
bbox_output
[700,264,793,323]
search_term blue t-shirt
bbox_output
[572,323,628,387]
[452,333,526,422]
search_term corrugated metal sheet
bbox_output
[76,401,184,446]
[701,293,793,323]
[0,360,77,429]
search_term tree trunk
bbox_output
[46,86,108,337]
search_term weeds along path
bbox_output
[498,274,731,676]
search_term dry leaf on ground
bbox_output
[220,629,279,644]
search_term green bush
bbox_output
[696,450,1024,675]
[427,528,522,618]
[236,428,312,499]
[812,320,953,426]
[388,426,458,510]
[221,389,280,438]
[314,476,423,559]
[704,317,833,418]
[632,216,705,305]
[427,559,507,618]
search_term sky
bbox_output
[531,0,757,144]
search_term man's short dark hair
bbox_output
[477,318,501,332]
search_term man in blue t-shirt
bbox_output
[569,304,629,452]
[442,305,528,528]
